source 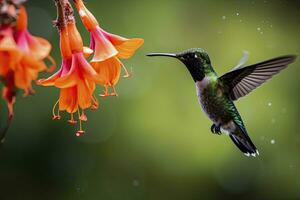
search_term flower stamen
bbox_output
[121,62,131,78]
[68,113,77,124]
[110,86,118,96]
[79,109,87,121]
[91,95,99,110]
[52,99,61,120]
[23,87,35,97]
[99,84,109,97]
[76,109,85,137]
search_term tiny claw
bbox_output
[76,130,85,137]
[211,124,222,135]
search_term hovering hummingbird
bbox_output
[147,49,296,156]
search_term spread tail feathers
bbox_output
[229,126,258,157]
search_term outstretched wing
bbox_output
[220,55,296,101]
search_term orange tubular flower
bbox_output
[0,2,55,138]
[74,0,144,96]
[0,26,22,77]
[0,26,20,117]
[12,5,55,95]
[38,22,100,136]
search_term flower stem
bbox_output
[54,0,66,30]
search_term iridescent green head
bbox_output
[147,48,212,82]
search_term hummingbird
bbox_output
[147,48,296,156]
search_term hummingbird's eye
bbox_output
[194,54,198,58]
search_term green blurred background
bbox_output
[1,0,300,199]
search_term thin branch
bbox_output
[64,0,74,23]
[53,0,65,30]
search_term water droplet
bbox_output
[260,31,264,34]
[270,139,275,144]
[257,27,261,31]
[222,16,226,20]
[268,102,272,107]
[236,13,240,16]
[133,179,140,187]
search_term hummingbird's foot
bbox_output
[211,124,222,135]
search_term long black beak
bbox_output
[146,53,178,58]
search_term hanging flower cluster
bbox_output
[0,0,55,141]
[38,0,144,136]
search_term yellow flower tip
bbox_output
[116,38,145,59]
